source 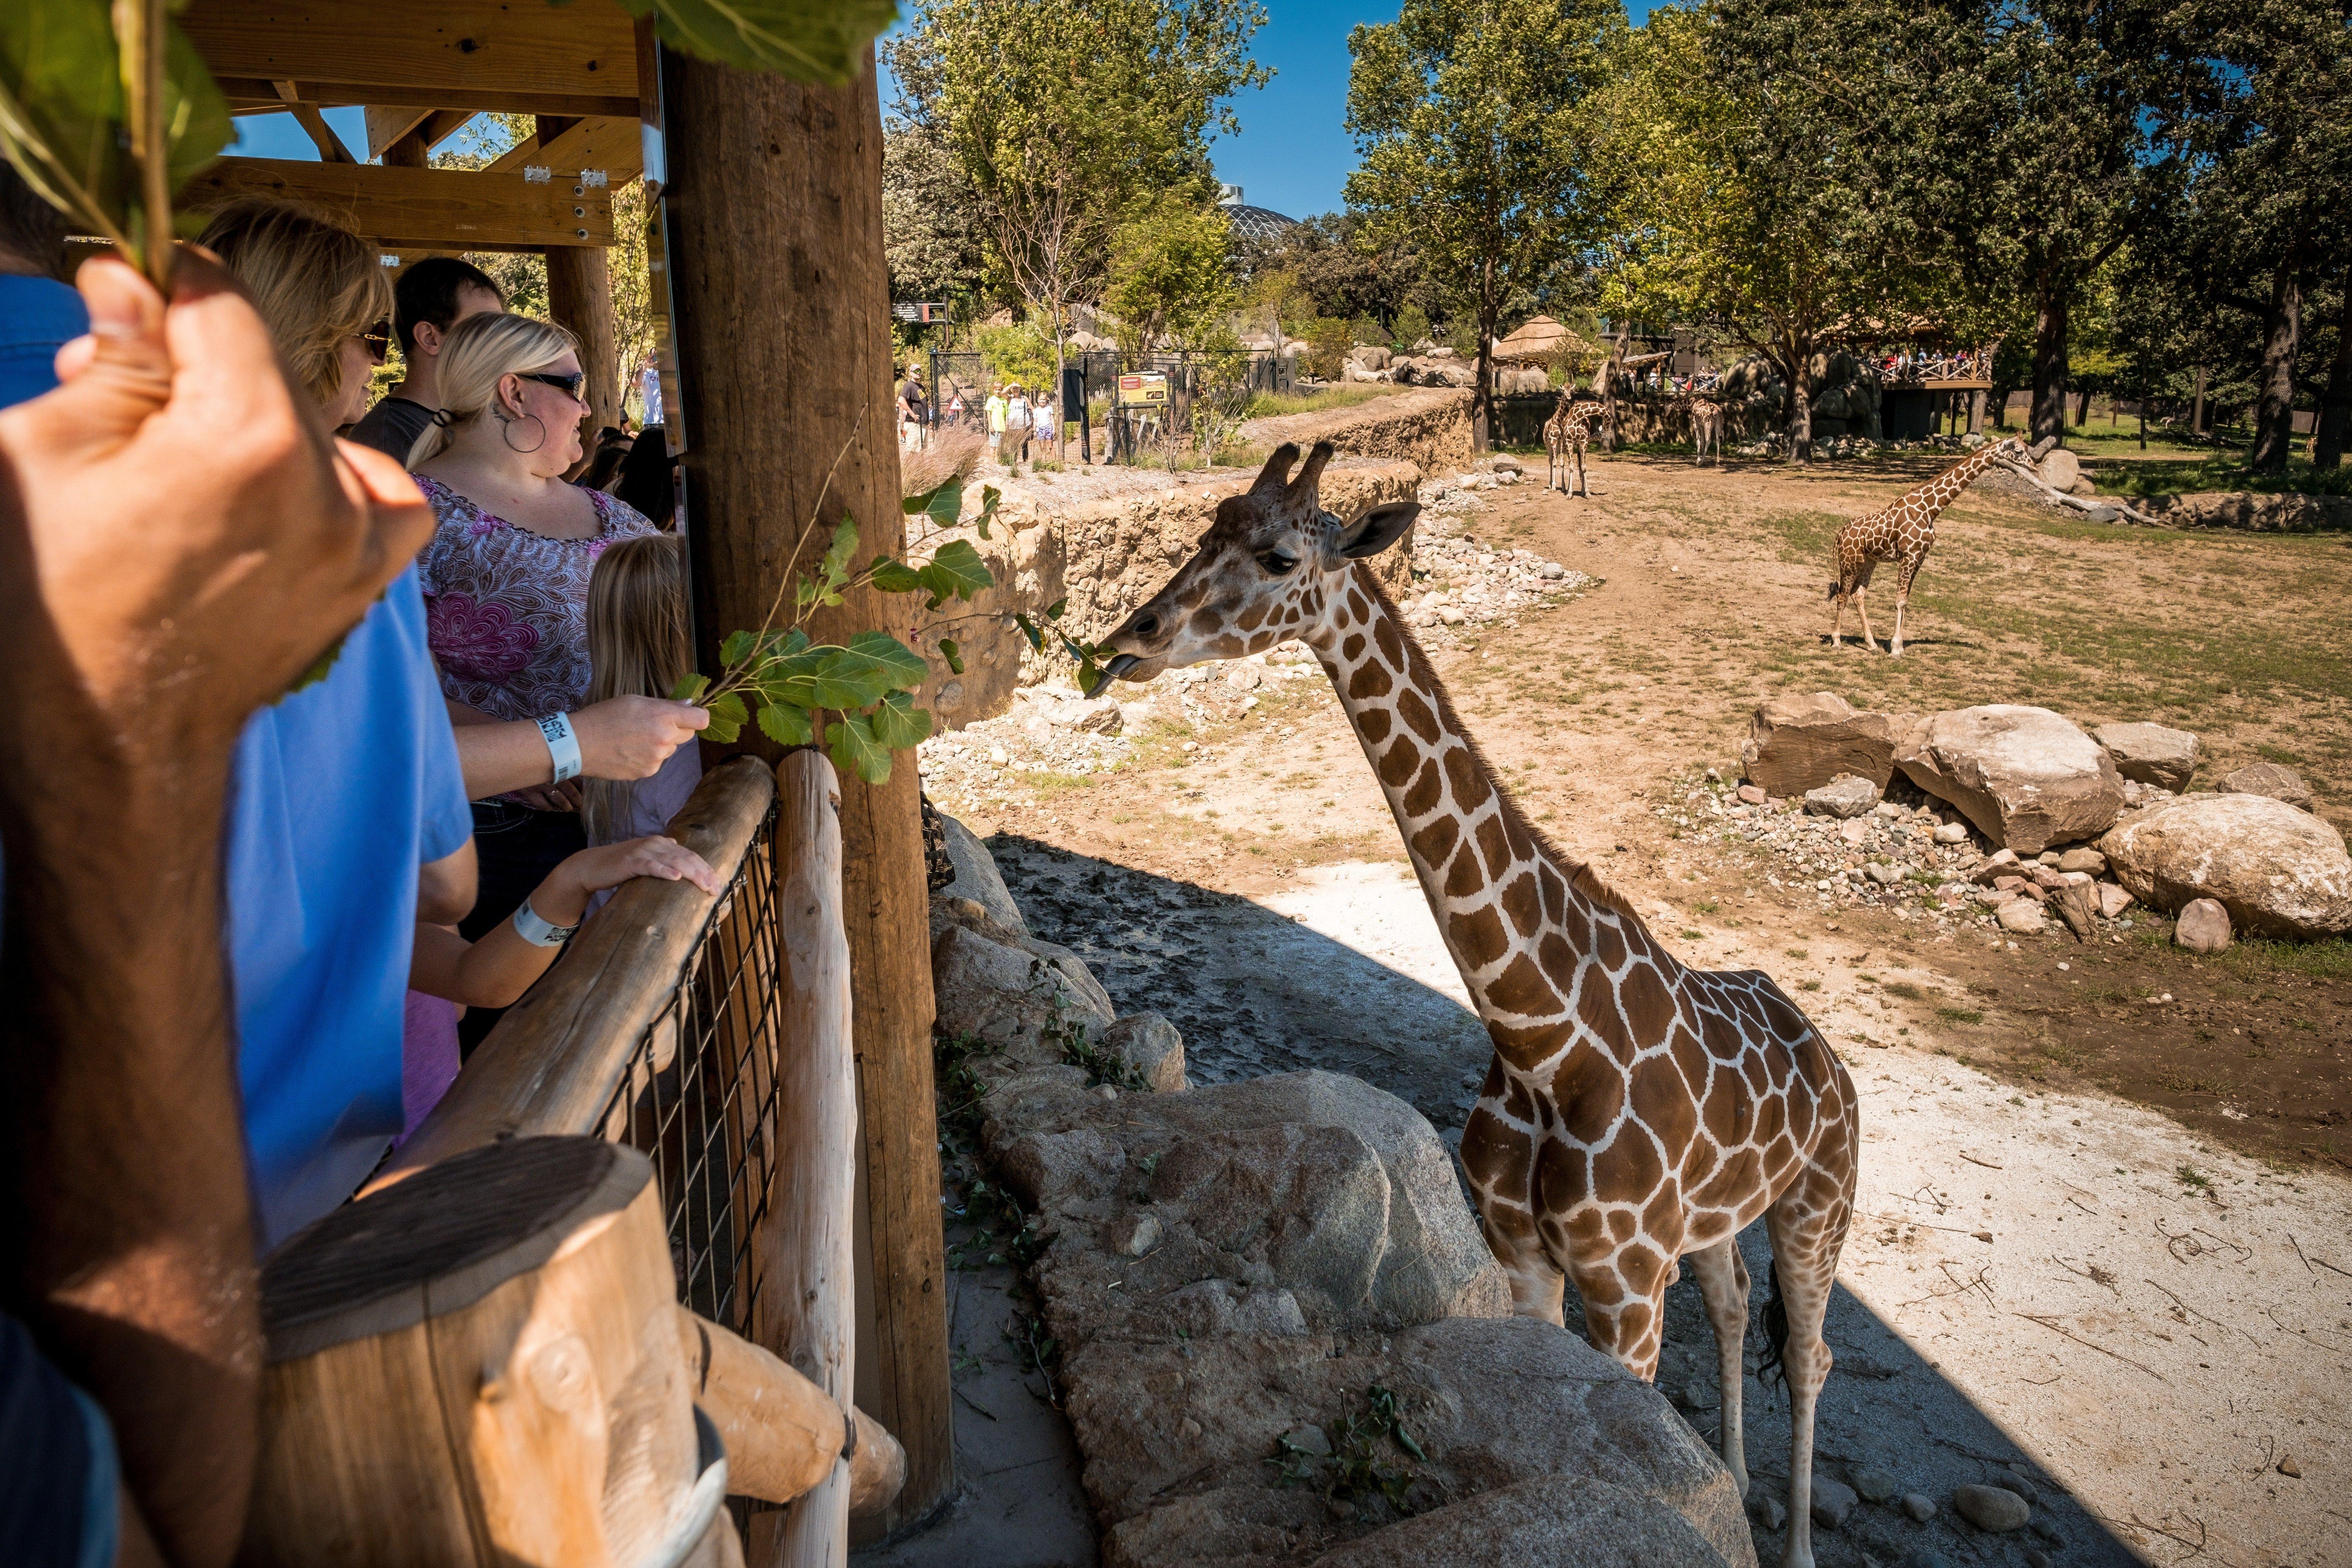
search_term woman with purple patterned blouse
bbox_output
[410,313,667,1047]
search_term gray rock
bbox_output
[934,811,1028,937]
[1100,1013,1189,1092]
[1102,1211,1163,1257]
[1968,848,2022,885]
[2101,793,2352,938]
[931,924,1116,1059]
[1899,1492,1936,1523]
[1852,1468,1899,1504]
[1742,692,1903,796]
[1805,774,1883,819]
[1951,1483,2031,1533]
[2175,897,2232,954]
[2097,882,2135,919]
[1865,862,1901,886]
[2093,722,2199,791]
[1747,1492,1786,1531]
[2036,448,2082,492]
[2055,847,2107,875]
[1932,822,1970,845]
[2220,760,2315,810]
[1077,1318,1756,1568]
[2024,1549,2053,1568]
[1305,1476,1736,1568]
[1282,1423,1333,1457]
[1896,706,2127,854]
[1810,1476,1858,1530]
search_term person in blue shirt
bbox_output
[0,171,87,415]
[196,200,479,1249]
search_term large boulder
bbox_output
[2093,722,2200,792]
[1895,706,2126,854]
[987,1070,1511,1344]
[2098,793,2352,939]
[1100,1013,1188,1093]
[2036,448,2083,493]
[931,922,1115,1056]
[2221,761,2314,811]
[1741,692,1903,796]
[1081,1318,1755,1568]
[1306,1476,1734,1567]
[934,811,1028,938]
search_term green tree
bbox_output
[886,0,1269,398]
[883,121,987,308]
[1344,0,1622,448]
[1103,195,1236,363]
[1592,0,1976,461]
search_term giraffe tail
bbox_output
[1755,1259,1791,1396]
[1825,580,1841,601]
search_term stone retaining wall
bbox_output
[1240,387,1474,470]
[915,459,1421,732]
[2142,490,2352,532]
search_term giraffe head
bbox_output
[1086,441,1419,692]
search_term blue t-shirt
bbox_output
[0,274,86,412]
[228,566,471,1249]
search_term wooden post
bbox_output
[659,42,953,1541]
[547,244,623,438]
[1968,389,1984,436]
[246,1138,725,1568]
[759,752,858,1565]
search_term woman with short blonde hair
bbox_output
[196,199,391,425]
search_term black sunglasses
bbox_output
[358,321,392,365]
[516,371,585,400]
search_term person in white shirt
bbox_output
[1004,383,1033,468]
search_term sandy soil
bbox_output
[900,443,2352,1567]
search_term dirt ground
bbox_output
[905,443,2352,1567]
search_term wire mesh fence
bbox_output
[594,799,784,1339]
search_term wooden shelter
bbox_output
[180,3,952,1554]
[1494,314,1592,363]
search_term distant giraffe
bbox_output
[1828,436,2049,655]
[1091,442,1860,1568]
[1689,398,1724,466]
[1544,394,1603,497]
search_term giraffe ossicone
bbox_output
[1095,440,1859,1568]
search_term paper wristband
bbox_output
[512,898,575,949]
[537,711,583,783]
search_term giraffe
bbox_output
[1088,442,1859,1568]
[1543,393,1602,497]
[1828,435,2053,656]
[1688,397,1725,466]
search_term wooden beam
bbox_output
[272,81,358,163]
[485,114,644,184]
[545,245,622,434]
[184,157,615,252]
[363,105,431,159]
[187,0,639,119]
[660,44,954,1545]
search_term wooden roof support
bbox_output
[657,43,955,1547]
[485,114,644,184]
[186,0,639,118]
[272,80,357,163]
[363,105,432,159]
[185,157,614,252]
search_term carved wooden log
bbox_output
[245,1137,730,1568]
[674,1306,904,1514]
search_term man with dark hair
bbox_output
[346,255,504,462]
[0,166,84,410]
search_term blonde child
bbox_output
[582,535,705,847]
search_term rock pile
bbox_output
[928,815,1756,1568]
[1397,488,1596,641]
[1735,695,2347,947]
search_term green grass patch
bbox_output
[1242,383,1415,420]
[2091,454,2352,503]
[2218,936,2352,983]
[1936,1006,1985,1025]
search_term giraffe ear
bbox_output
[1334,501,1419,560]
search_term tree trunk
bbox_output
[1785,337,1814,463]
[2030,284,2069,445]
[2316,293,2352,469]
[2073,387,2090,427]
[658,42,954,1547]
[2248,266,2303,474]
[2191,365,2207,435]
[544,246,622,443]
[1471,316,1494,452]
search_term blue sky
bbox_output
[240,2,1654,222]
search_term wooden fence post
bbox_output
[658,42,952,1542]
[759,752,858,1566]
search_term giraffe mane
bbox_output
[1348,560,1660,941]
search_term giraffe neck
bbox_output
[1307,566,1676,1038]
[1906,443,2008,522]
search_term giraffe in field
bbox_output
[1689,398,1725,465]
[1090,443,1860,1568]
[1828,435,2051,655]
[1543,393,1602,496]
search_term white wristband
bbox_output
[511,897,576,949]
[538,711,582,783]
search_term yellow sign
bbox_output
[1117,372,1169,409]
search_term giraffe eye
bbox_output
[1257,547,1300,575]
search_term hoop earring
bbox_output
[503,414,548,455]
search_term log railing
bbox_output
[272,752,896,1566]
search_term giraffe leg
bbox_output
[1461,1091,1566,1324]
[1561,1247,1671,1382]
[1765,1160,1855,1568]
[1888,594,1907,658]
[1854,588,1881,654]
[1826,591,1845,649]
[1685,1237,1752,1500]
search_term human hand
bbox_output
[0,251,431,758]
[534,835,720,926]
[510,780,583,812]
[573,694,710,781]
